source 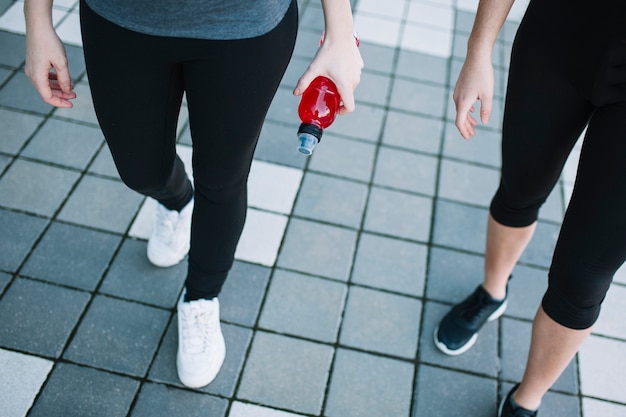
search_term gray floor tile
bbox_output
[507,265,548,321]
[259,270,347,343]
[358,42,396,74]
[426,246,485,302]
[364,187,432,242]
[265,86,299,128]
[230,402,309,417]
[501,382,581,417]
[297,2,323,33]
[389,79,447,118]
[0,108,43,154]
[87,143,119,178]
[237,331,333,415]
[57,175,143,233]
[0,30,25,68]
[501,318,578,394]
[412,365,497,417]
[454,10,476,34]
[438,159,499,207]
[419,302,500,378]
[21,118,103,169]
[442,122,501,167]
[21,221,120,291]
[373,147,438,196]
[352,232,427,296]
[29,363,140,417]
[277,218,357,281]
[219,261,271,327]
[99,238,185,308]
[149,321,252,398]
[539,184,565,223]
[0,67,11,85]
[355,71,391,107]
[0,277,90,357]
[382,111,443,154]
[340,286,421,358]
[131,383,228,417]
[0,209,48,272]
[579,335,626,404]
[325,348,414,417]
[256,120,307,169]
[306,134,376,182]
[0,348,52,417]
[0,72,53,115]
[281,55,311,92]
[291,28,321,62]
[0,271,10,295]
[593,283,626,340]
[329,102,385,142]
[0,158,80,216]
[293,172,368,228]
[518,220,559,268]
[432,199,487,254]
[64,295,170,376]
[396,50,449,85]
[0,153,9,173]
[53,83,99,125]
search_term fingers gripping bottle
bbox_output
[296,76,340,155]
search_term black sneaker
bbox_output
[499,384,538,417]
[434,285,508,355]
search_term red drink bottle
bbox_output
[296,76,341,155]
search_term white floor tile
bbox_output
[55,11,82,46]
[508,0,531,22]
[406,2,454,31]
[234,208,288,267]
[229,402,306,417]
[614,263,626,285]
[248,160,302,215]
[583,397,626,417]
[356,0,406,21]
[0,349,53,417]
[128,197,153,239]
[592,284,626,340]
[579,335,626,404]
[353,13,402,48]
[401,24,452,58]
[0,2,66,35]
[455,0,479,13]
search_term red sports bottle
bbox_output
[296,76,340,155]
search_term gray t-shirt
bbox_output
[84,0,292,40]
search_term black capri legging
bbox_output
[80,0,298,299]
[490,0,626,329]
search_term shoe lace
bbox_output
[460,290,494,325]
[154,205,178,244]
[181,303,216,355]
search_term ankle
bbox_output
[512,385,541,411]
[482,283,506,301]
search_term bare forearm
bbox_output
[467,0,515,59]
[320,0,356,42]
[24,0,55,33]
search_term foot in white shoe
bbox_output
[176,292,225,388]
[147,199,193,268]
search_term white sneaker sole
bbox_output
[177,329,226,389]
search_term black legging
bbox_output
[80,0,298,299]
[490,0,626,329]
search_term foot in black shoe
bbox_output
[434,285,507,355]
[499,384,538,417]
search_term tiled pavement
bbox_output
[1,0,626,416]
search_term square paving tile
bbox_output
[255,121,307,169]
[259,270,347,343]
[355,71,391,107]
[29,363,140,417]
[582,397,626,417]
[306,134,376,182]
[358,42,395,74]
[396,50,449,85]
[0,348,53,417]
[0,72,53,115]
[352,232,427,296]
[132,382,228,417]
[340,286,421,358]
[0,209,48,272]
[277,218,357,281]
[438,159,499,207]
[442,122,501,167]
[235,208,288,267]
[506,264,548,321]
[518,220,560,268]
[432,199,487,254]
[373,147,438,196]
[218,261,271,327]
[0,30,26,68]
[501,317,578,394]
[389,79,447,118]
[0,108,43,154]
[87,144,119,178]
[579,334,626,404]
[329,102,385,142]
[149,321,252,398]
[21,221,120,291]
[325,348,414,417]
[593,283,626,340]
[364,187,432,242]
[229,402,306,417]
[0,159,80,216]
[426,246,485,303]
[412,365,497,417]
[237,331,333,415]
[99,238,186,308]
[57,174,144,233]
[64,295,170,377]
[382,111,443,154]
[248,160,302,214]
[0,277,90,357]
[21,118,103,169]
[293,172,368,228]
[53,82,99,125]
[0,153,9,173]
[0,272,10,295]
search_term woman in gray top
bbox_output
[24,0,362,389]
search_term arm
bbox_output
[293,0,363,114]
[24,0,76,107]
[453,0,514,139]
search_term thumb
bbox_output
[294,69,316,96]
[479,95,492,124]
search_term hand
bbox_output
[293,34,363,115]
[24,27,76,108]
[452,53,494,139]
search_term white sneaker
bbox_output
[176,292,226,388]
[147,199,193,267]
